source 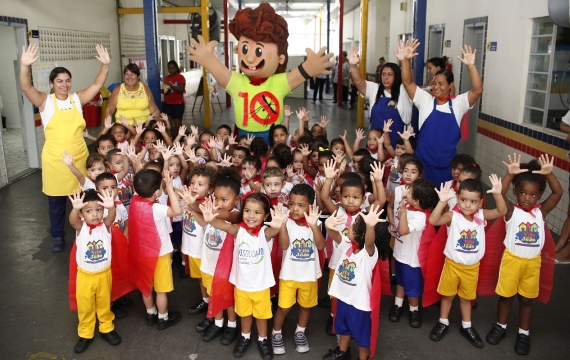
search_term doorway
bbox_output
[457,17,487,155]
[0,18,37,184]
[427,24,445,82]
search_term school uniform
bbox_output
[393,209,426,297]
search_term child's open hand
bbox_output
[486,174,502,194]
[533,154,554,175]
[184,146,199,163]
[246,134,255,145]
[265,203,288,228]
[296,169,306,182]
[97,188,115,209]
[214,136,225,150]
[325,210,346,231]
[359,204,386,226]
[304,204,322,226]
[324,159,340,179]
[219,153,232,167]
[355,128,366,140]
[156,121,167,134]
[104,115,113,129]
[190,125,199,136]
[68,191,86,210]
[181,185,198,205]
[339,130,348,142]
[135,121,144,134]
[186,133,196,147]
[286,165,295,178]
[160,113,168,123]
[244,167,255,181]
[299,143,311,157]
[178,125,187,138]
[435,182,454,203]
[314,177,324,192]
[163,169,173,186]
[370,161,385,182]
[199,199,220,223]
[502,153,528,175]
[284,105,291,117]
[160,146,174,161]
[384,158,394,168]
[61,150,73,166]
[397,125,415,140]
[318,116,330,128]
[172,142,184,156]
[295,108,307,121]
[383,119,393,133]
[228,134,238,146]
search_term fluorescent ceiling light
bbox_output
[289,2,324,9]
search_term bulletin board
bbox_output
[33,63,57,94]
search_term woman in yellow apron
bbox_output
[19,43,110,252]
[105,63,162,127]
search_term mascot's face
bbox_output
[234,36,286,79]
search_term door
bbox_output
[457,23,486,155]
[427,25,445,82]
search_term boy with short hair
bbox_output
[272,184,326,355]
[129,169,184,330]
[262,166,292,206]
[241,155,263,194]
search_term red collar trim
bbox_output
[452,204,483,225]
[289,215,309,228]
[367,147,378,155]
[249,78,268,86]
[239,221,262,236]
[514,204,541,218]
[87,221,104,235]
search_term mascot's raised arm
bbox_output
[186,2,334,140]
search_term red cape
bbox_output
[68,226,136,311]
[207,233,236,318]
[128,195,162,297]
[478,216,555,304]
[270,235,282,296]
[423,226,448,307]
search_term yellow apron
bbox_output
[42,94,88,196]
[114,83,151,125]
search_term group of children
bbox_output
[65,105,562,360]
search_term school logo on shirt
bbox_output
[206,229,224,250]
[291,238,314,261]
[389,167,401,183]
[515,222,540,247]
[113,220,125,232]
[118,185,132,206]
[238,241,265,265]
[455,230,479,253]
[341,227,349,237]
[85,240,107,263]
[183,213,196,235]
[336,259,357,285]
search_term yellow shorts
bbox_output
[437,257,479,300]
[188,256,202,279]
[234,288,272,319]
[201,271,213,295]
[390,236,395,250]
[278,280,318,309]
[154,254,174,293]
[496,249,541,299]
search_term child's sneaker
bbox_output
[221,327,239,345]
[272,333,285,354]
[409,310,421,328]
[101,330,121,346]
[322,346,351,360]
[232,336,252,358]
[293,331,310,353]
[258,338,274,360]
[146,312,158,326]
[202,324,224,342]
[485,324,506,345]
[188,299,208,315]
[388,305,403,322]
[459,326,484,348]
[157,311,182,330]
[430,322,449,341]
[514,333,530,355]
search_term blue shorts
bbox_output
[162,102,185,119]
[334,300,371,348]
[237,128,270,143]
[395,260,423,297]
[171,221,182,244]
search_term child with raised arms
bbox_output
[428,175,506,348]
[200,193,289,360]
[62,152,107,191]
[105,148,132,209]
[271,184,326,355]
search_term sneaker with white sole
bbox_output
[272,333,285,355]
[294,331,310,353]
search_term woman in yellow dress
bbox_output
[105,63,162,128]
[19,43,110,252]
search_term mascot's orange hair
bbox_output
[229,3,289,73]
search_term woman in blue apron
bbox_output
[347,48,413,148]
[396,39,483,186]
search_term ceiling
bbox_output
[162,0,361,20]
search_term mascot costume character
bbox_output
[186,3,334,141]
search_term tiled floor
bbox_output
[1,128,30,179]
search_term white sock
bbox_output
[203,297,210,303]
[227,320,237,328]
[258,335,267,341]
[395,297,404,307]
[410,305,419,312]
[146,306,157,315]
[272,329,282,336]
[519,328,530,336]
[242,332,251,339]
[462,321,472,329]
[439,318,449,326]
[158,312,168,320]
[497,322,507,329]
[215,319,224,327]
[295,325,306,333]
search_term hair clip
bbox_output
[318,147,329,152]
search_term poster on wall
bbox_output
[33,63,57,93]
[129,57,147,84]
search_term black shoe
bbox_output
[114,296,134,307]
[196,317,214,333]
[74,337,92,353]
[111,303,128,319]
[232,336,252,358]
[430,322,449,341]
[459,326,484,348]
[388,305,403,322]
[51,237,65,252]
[221,326,239,345]
[202,324,225,342]
[101,330,121,346]
[322,346,351,360]
[409,310,422,328]
[514,333,530,356]
[258,338,273,360]
[486,324,506,345]
[188,299,208,315]
[157,311,182,330]
[146,312,158,326]
[325,315,335,336]
[318,296,331,308]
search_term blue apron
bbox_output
[415,98,460,186]
[370,95,406,148]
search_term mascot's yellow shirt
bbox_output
[225,72,291,132]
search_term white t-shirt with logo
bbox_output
[230,226,275,292]
[104,203,128,233]
[504,207,545,258]
[181,210,206,258]
[393,209,426,268]
[153,203,174,256]
[200,210,239,275]
[444,209,486,265]
[328,207,358,270]
[328,236,378,311]
[76,222,111,273]
[280,219,322,282]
